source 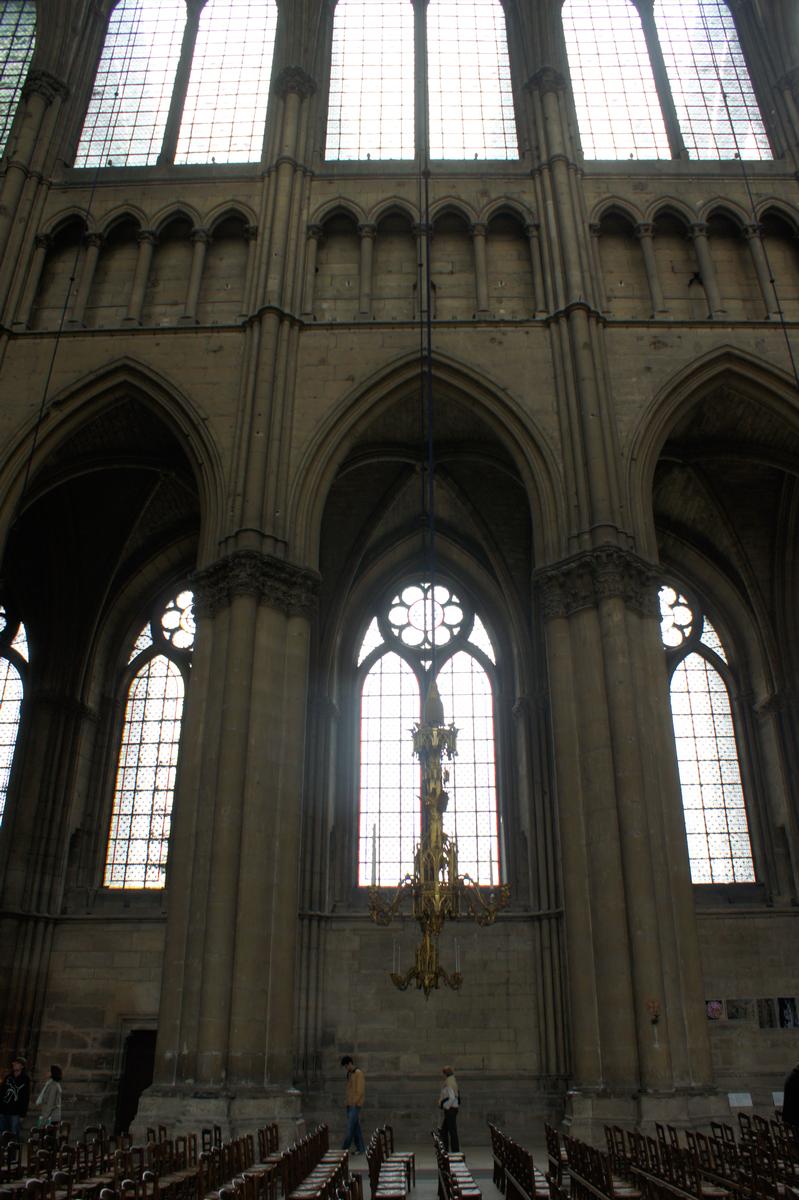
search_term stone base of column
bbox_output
[563,1087,731,1140]
[134,1085,305,1143]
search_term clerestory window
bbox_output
[562,0,771,161]
[75,0,277,168]
[0,0,36,158]
[0,606,28,826]
[104,589,194,889]
[357,580,501,887]
[325,0,518,161]
[659,584,755,884]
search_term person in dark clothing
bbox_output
[0,1057,30,1137]
[438,1065,460,1152]
[783,1062,799,1140]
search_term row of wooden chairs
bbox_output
[432,1130,481,1200]
[488,1124,549,1200]
[365,1128,411,1200]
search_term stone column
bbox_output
[588,222,608,312]
[158,0,203,164]
[525,221,547,315]
[13,234,50,329]
[358,223,376,318]
[633,0,688,159]
[743,223,781,319]
[68,232,104,327]
[689,223,724,318]
[301,225,322,317]
[139,551,319,1137]
[181,227,210,323]
[413,222,432,321]
[470,222,489,315]
[635,223,668,316]
[124,231,157,325]
[240,224,258,318]
[0,71,67,265]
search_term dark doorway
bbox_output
[114,1029,156,1134]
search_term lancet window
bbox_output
[75,0,277,167]
[0,1,35,158]
[0,607,28,826]
[325,0,518,161]
[562,0,771,160]
[659,584,755,884]
[357,580,500,887]
[104,589,194,889]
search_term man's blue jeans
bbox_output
[0,1115,21,1137]
[342,1105,364,1152]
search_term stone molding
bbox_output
[22,70,69,105]
[535,546,660,620]
[525,67,566,96]
[192,551,320,619]
[272,67,317,98]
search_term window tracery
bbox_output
[104,588,194,889]
[0,0,35,158]
[357,580,500,888]
[562,0,771,160]
[0,606,27,827]
[659,584,754,884]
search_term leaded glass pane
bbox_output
[358,653,420,886]
[357,617,382,666]
[325,0,414,160]
[659,585,694,648]
[562,0,670,159]
[175,0,277,164]
[655,0,771,160]
[75,0,185,168]
[427,0,518,160]
[0,651,23,825]
[104,655,184,888]
[0,1,35,157]
[436,651,499,884]
[670,652,754,883]
[700,615,728,663]
[468,613,496,664]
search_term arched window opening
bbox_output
[357,580,500,887]
[75,0,185,167]
[104,588,194,889]
[654,0,770,160]
[325,0,518,161]
[562,0,771,160]
[562,0,670,159]
[0,0,35,158]
[659,584,755,884]
[175,0,277,164]
[325,0,415,160]
[0,606,28,826]
[427,0,517,160]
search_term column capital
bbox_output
[272,67,317,99]
[191,227,211,245]
[22,69,69,105]
[244,224,258,242]
[525,67,567,96]
[192,550,321,619]
[742,222,763,239]
[689,222,708,238]
[634,222,655,239]
[33,233,52,251]
[137,229,158,246]
[412,222,432,237]
[535,546,661,620]
[470,222,487,238]
[83,231,104,249]
[307,223,323,241]
[779,68,799,100]
[524,222,541,239]
[589,222,602,238]
[357,223,377,239]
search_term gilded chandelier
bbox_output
[368,678,510,998]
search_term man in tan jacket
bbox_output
[340,1055,365,1154]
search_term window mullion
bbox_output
[413,0,429,162]
[633,0,688,159]
[157,0,204,165]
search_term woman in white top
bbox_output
[438,1065,460,1151]
[36,1065,62,1127]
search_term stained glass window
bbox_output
[175,0,277,164]
[0,0,35,158]
[563,0,771,161]
[0,606,27,826]
[358,580,500,886]
[104,588,194,888]
[659,584,755,883]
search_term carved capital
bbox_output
[358,223,377,240]
[589,222,602,238]
[307,223,323,241]
[634,223,654,240]
[690,222,708,239]
[742,222,762,240]
[244,224,258,242]
[272,67,317,98]
[524,222,541,239]
[22,69,69,105]
[535,547,660,620]
[137,230,158,247]
[191,227,211,245]
[525,67,566,96]
[780,68,799,100]
[412,222,432,237]
[470,222,487,238]
[192,551,320,619]
[34,233,52,252]
[83,232,104,249]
